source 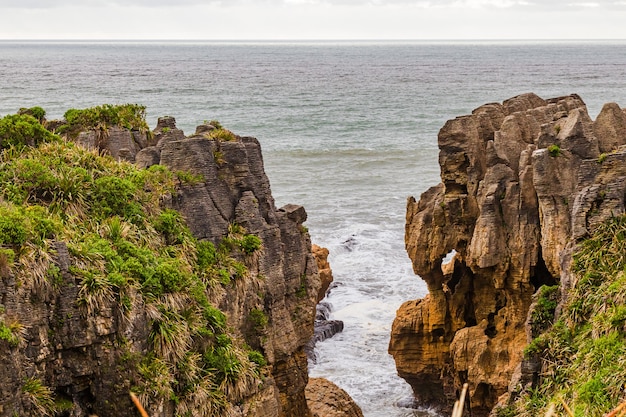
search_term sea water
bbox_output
[2,40,626,416]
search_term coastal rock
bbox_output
[75,125,148,162]
[0,116,337,417]
[390,93,626,416]
[312,244,334,303]
[593,102,626,153]
[305,378,364,417]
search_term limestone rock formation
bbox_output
[305,378,364,417]
[312,244,333,304]
[0,114,335,417]
[389,94,626,416]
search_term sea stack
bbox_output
[389,94,626,416]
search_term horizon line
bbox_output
[1,38,626,42]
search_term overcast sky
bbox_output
[1,0,626,40]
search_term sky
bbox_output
[1,0,626,40]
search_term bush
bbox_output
[196,240,218,271]
[92,176,141,220]
[0,320,22,347]
[239,234,262,254]
[247,350,267,367]
[18,106,46,122]
[249,309,268,331]
[0,113,57,150]
[60,104,149,135]
[0,209,27,246]
[208,129,236,142]
[530,285,559,335]
[153,209,188,245]
[547,144,561,157]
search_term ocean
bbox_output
[2,40,626,416]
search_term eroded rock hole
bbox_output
[530,251,557,290]
[485,312,497,338]
[431,327,446,341]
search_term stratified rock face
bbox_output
[0,116,323,417]
[305,378,365,417]
[389,94,626,416]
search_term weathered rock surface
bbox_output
[305,378,364,417]
[312,244,333,304]
[0,116,349,417]
[389,94,626,416]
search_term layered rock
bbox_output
[0,116,333,416]
[389,94,626,415]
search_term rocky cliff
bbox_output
[389,94,626,416]
[0,106,362,417]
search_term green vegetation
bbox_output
[22,378,55,416]
[208,120,223,130]
[530,285,559,335]
[514,215,626,416]
[207,128,237,142]
[57,104,150,137]
[547,144,561,157]
[0,113,58,150]
[0,107,267,416]
[18,106,46,122]
[249,309,268,332]
[0,319,23,347]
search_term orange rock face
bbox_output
[312,244,334,303]
[305,378,364,417]
[389,94,626,416]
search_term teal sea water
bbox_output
[2,40,626,416]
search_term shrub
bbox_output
[516,215,626,414]
[196,241,218,272]
[249,309,268,332]
[0,319,22,347]
[60,104,149,135]
[239,234,262,255]
[202,305,227,334]
[153,209,188,245]
[208,120,223,130]
[0,113,57,150]
[18,106,46,122]
[153,259,189,294]
[208,129,236,142]
[530,285,559,335]
[547,144,561,157]
[92,176,141,220]
[0,208,27,246]
[247,350,267,367]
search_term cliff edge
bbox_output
[0,106,362,417]
[389,94,626,416]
